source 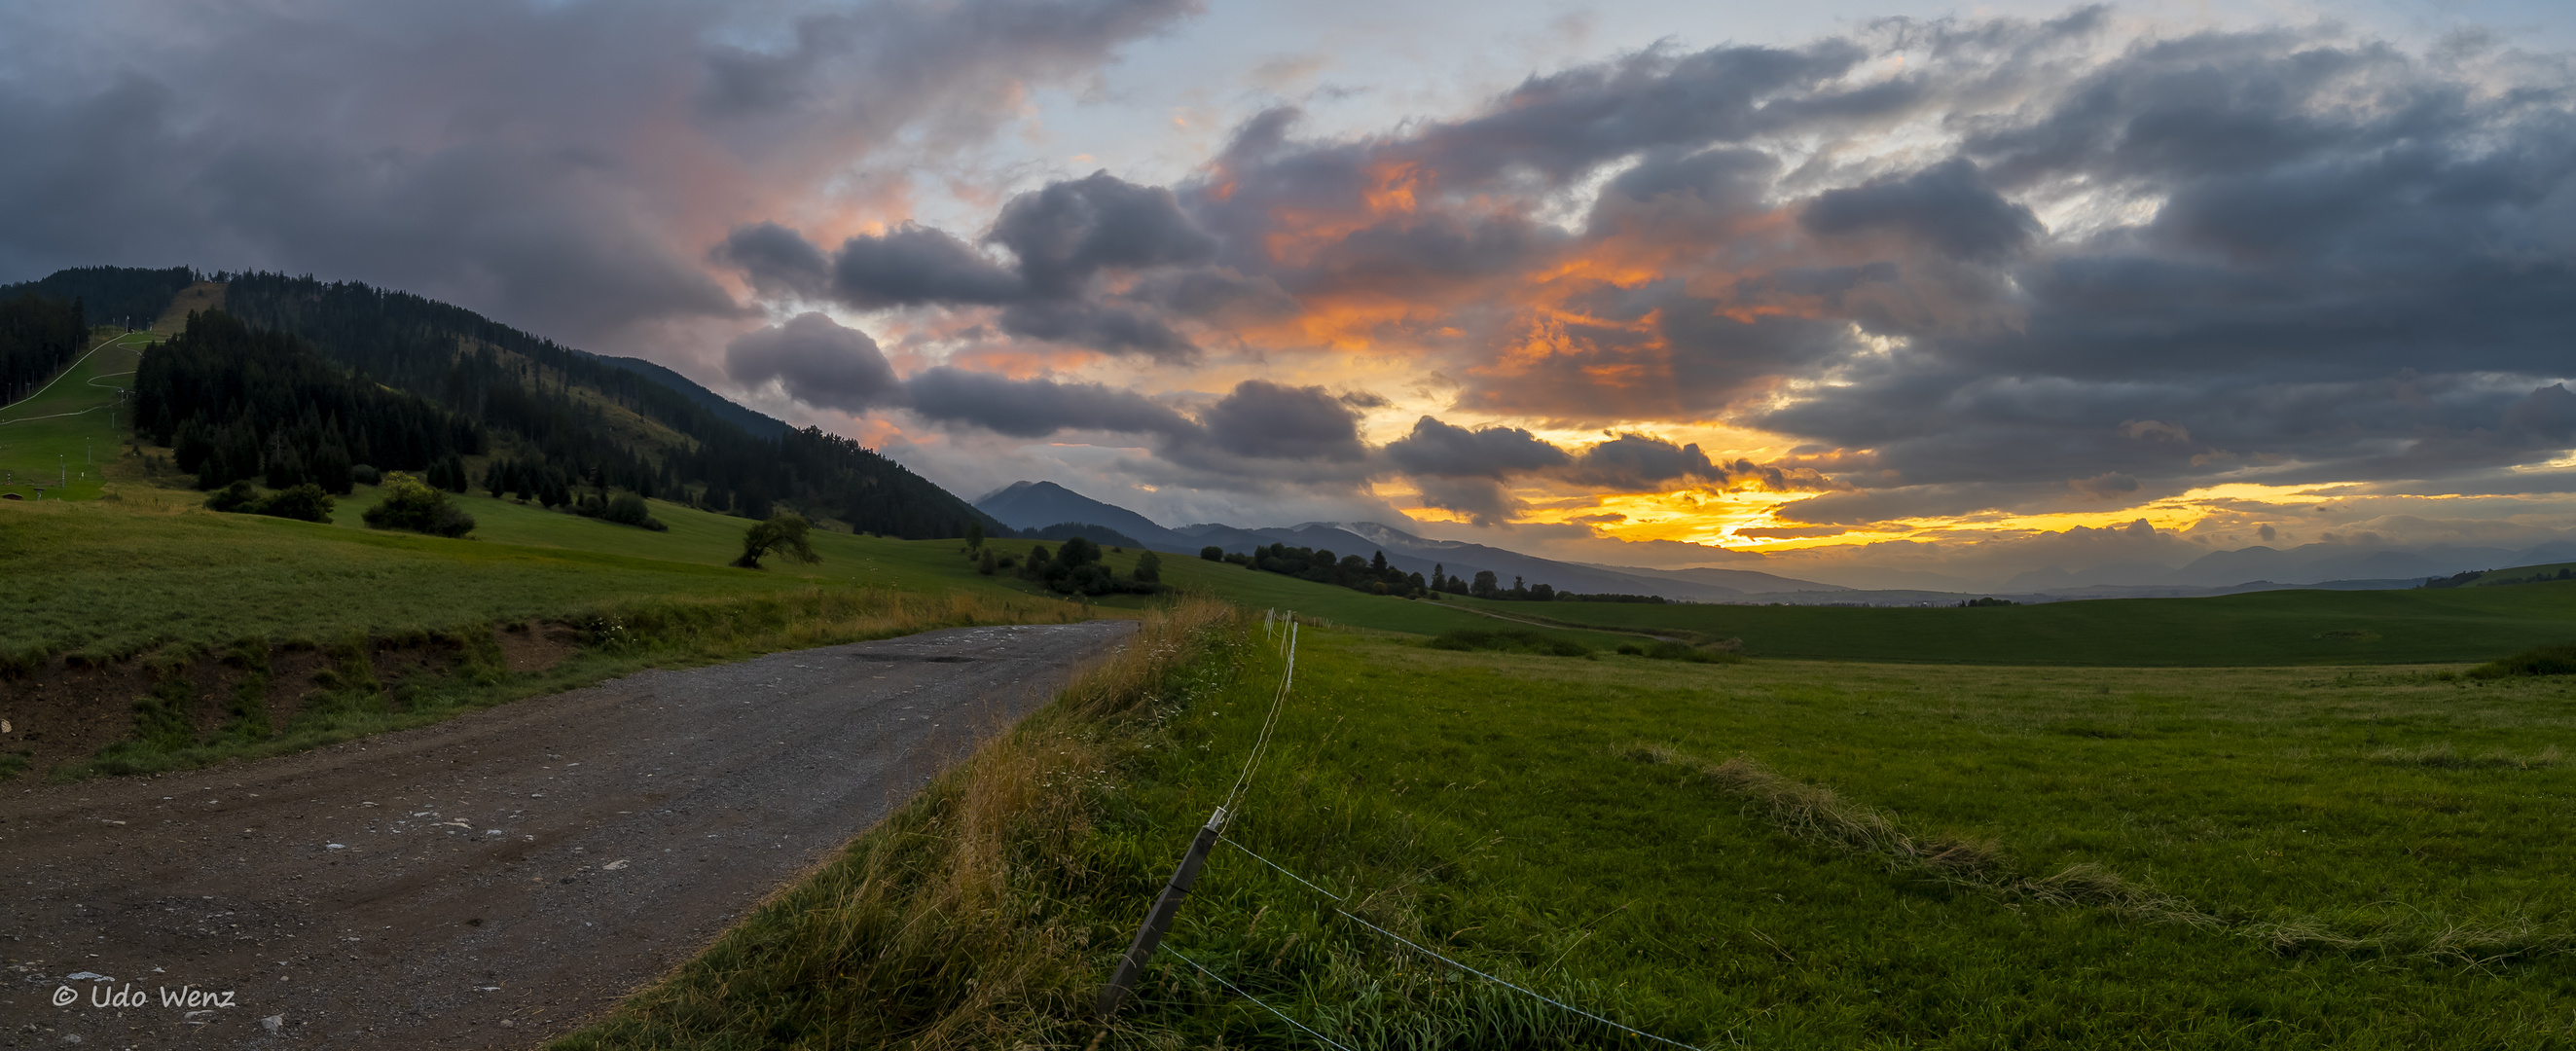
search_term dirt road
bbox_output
[2,620,1135,1048]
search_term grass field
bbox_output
[1121,632,2576,1047]
[0,328,149,501]
[1439,584,2576,666]
[16,470,2576,670]
[555,610,2576,1050]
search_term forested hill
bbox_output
[40,265,995,538]
[0,266,196,332]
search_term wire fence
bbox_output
[1164,609,1708,1051]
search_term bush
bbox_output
[201,481,338,523]
[1201,545,1224,561]
[2468,641,2576,679]
[362,472,476,537]
[1427,629,1590,658]
[350,463,381,486]
[203,480,262,513]
[259,483,337,523]
[1134,550,1162,583]
[601,491,668,531]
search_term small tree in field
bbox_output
[734,513,820,569]
[964,520,985,551]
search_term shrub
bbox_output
[734,513,819,569]
[2468,641,2576,679]
[601,491,668,531]
[201,481,337,523]
[1134,550,1162,583]
[259,483,337,523]
[203,480,261,513]
[1201,544,1224,561]
[362,472,476,537]
[350,463,381,486]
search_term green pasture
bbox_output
[0,329,148,501]
[0,484,1073,665]
[556,609,2576,1049]
[1445,584,2576,666]
[1108,629,2576,1048]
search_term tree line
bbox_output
[0,293,87,406]
[1202,541,1671,603]
[132,309,485,492]
[0,265,195,333]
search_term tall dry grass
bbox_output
[552,597,1245,1051]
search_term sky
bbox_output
[5,0,2575,587]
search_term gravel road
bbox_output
[2,620,1137,1049]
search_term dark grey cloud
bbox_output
[1412,475,1521,526]
[717,172,1217,357]
[725,312,903,412]
[905,367,1194,439]
[1384,417,1570,477]
[711,222,834,301]
[0,0,1193,351]
[1198,381,1367,461]
[1565,433,1723,489]
[1801,158,2041,262]
[2506,383,2576,444]
[988,172,1217,295]
[830,226,1026,307]
[994,301,1195,360]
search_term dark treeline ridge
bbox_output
[2422,566,2576,589]
[1206,541,1672,603]
[194,271,994,538]
[0,293,87,405]
[134,310,484,491]
[0,265,196,332]
[1214,542,1430,597]
[1021,522,1145,546]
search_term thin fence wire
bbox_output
[1198,613,1707,1051]
[1217,834,1707,1051]
[1165,945,1358,1051]
[1219,620,1296,817]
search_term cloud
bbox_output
[1383,417,1571,477]
[1800,158,2041,262]
[905,367,1194,439]
[0,0,1195,352]
[2505,383,2576,444]
[1412,476,1522,526]
[724,312,903,412]
[1197,380,1367,461]
[827,226,1028,308]
[988,172,1218,295]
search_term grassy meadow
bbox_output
[555,608,2576,1050]
[1444,584,2576,666]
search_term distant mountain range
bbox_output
[975,479,2576,605]
[975,481,1845,602]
